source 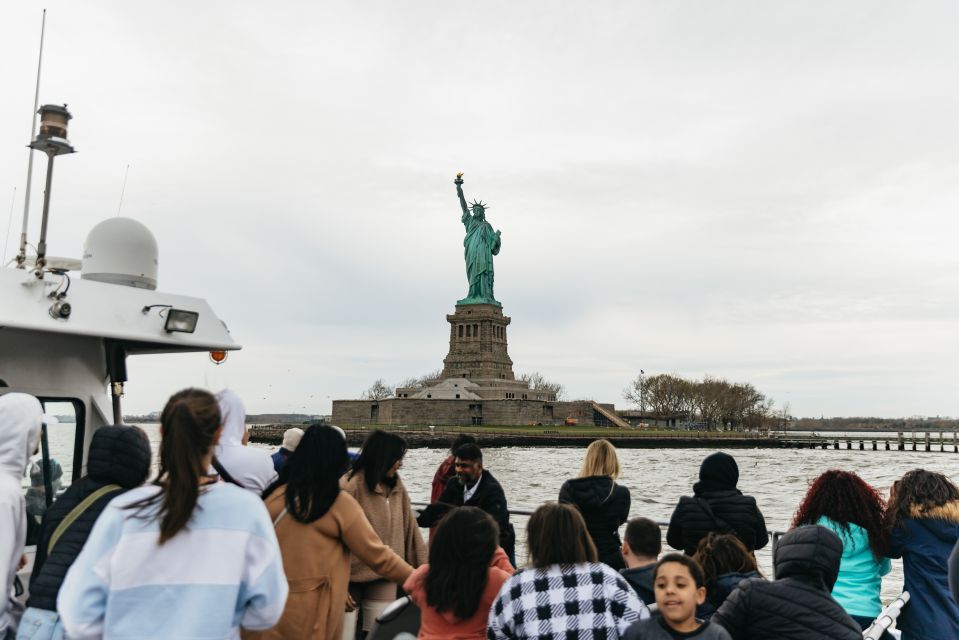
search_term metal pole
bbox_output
[40,422,53,507]
[111,382,124,425]
[17,9,46,269]
[34,151,55,276]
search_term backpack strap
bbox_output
[48,484,123,555]
[212,457,243,487]
[694,497,739,537]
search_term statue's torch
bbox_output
[454,172,464,185]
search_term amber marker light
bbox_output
[210,350,228,365]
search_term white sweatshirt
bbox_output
[214,389,277,493]
[0,393,42,635]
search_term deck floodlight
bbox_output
[30,104,75,156]
[164,309,199,333]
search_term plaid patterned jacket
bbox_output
[487,562,650,640]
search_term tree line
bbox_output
[624,372,783,431]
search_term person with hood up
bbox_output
[271,428,303,473]
[559,439,631,569]
[666,452,768,556]
[214,389,277,493]
[17,426,152,639]
[711,524,862,639]
[0,394,43,640]
[887,469,959,640]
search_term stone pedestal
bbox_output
[441,303,515,380]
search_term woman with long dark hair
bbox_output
[791,469,890,634]
[58,388,288,639]
[886,469,959,640]
[559,439,631,569]
[488,503,648,639]
[692,533,763,621]
[343,430,426,637]
[404,507,513,639]
[245,425,413,640]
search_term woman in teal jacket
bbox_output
[792,470,891,636]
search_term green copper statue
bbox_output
[455,173,501,306]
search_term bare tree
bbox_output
[362,378,393,401]
[395,369,444,391]
[624,373,692,417]
[519,372,565,399]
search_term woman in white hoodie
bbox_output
[214,389,277,493]
[0,393,43,639]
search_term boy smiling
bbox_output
[625,554,731,639]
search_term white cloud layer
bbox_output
[2,1,957,417]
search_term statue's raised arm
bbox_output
[455,172,469,222]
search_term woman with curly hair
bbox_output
[791,470,890,634]
[886,469,959,640]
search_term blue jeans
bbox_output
[15,609,64,640]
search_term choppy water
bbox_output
[38,423,959,602]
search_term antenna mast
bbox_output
[15,9,46,269]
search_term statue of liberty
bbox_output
[455,173,501,306]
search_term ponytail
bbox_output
[129,388,221,544]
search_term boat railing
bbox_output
[412,502,789,575]
[862,591,909,639]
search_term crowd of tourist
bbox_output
[3,388,959,639]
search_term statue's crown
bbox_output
[469,199,489,211]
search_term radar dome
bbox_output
[81,217,158,290]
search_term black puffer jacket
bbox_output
[666,452,768,555]
[27,426,151,611]
[559,476,630,569]
[712,525,863,640]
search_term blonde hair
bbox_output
[578,439,620,480]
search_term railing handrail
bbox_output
[863,591,909,639]
[411,501,786,539]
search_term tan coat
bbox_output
[342,471,428,582]
[242,488,413,640]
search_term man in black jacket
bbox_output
[666,452,769,555]
[712,525,863,640]
[22,426,151,625]
[416,443,515,563]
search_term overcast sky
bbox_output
[2,2,957,418]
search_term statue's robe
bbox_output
[462,211,500,303]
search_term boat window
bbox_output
[23,398,84,546]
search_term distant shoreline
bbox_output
[248,423,959,452]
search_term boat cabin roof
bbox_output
[0,267,239,354]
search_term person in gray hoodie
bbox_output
[0,394,43,639]
[213,389,276,493]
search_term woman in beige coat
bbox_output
[243,426,413,640]
[342,430,427,637]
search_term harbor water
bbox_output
[38,422,959,602]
